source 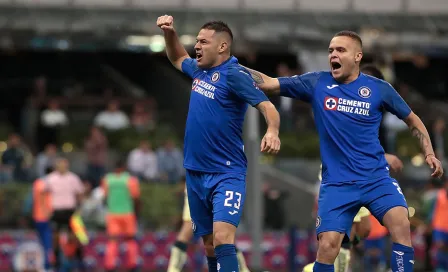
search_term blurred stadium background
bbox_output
[0,0,447,271]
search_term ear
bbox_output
[218,42,228,53]
[355,51,363,63]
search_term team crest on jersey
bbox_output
[192,79,199,90]
[316,216,321,228]
[211,72,220,82]
[324,97,338,110]
[358,86,371,98]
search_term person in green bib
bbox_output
[101,160,141,272]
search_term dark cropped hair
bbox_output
[201,21,233,41]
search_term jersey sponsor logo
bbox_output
[324,96,371,116]
[211,71,220,82]
[324,97,338,110]
[327,84,338,89]
[358,86,372,98]
[191,78,216,100]
[191,220,196,232]
[316,216,321,228]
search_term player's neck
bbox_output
[341,70,361,84]
[211,54,231,68]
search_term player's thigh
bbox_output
[212,174,246,228]
[186,170,213,237]
[316,182,361,242]
[361,177,407,224]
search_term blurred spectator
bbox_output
[127,140,158,181]
[262,183,287,230]
[38,99,68,151]
[79,180,106,229]
[431,117,446,164]
[34,76,47,100]
[1,133,32,182]
[157,139,183,184]
[35,144,58,178]
[94,100,130,131]
[85,127,108,188]
[383,112,407,153]
[131,102,156,133]
[276,63,294,131]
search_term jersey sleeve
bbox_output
[278,72,321,102]
[181,58,198,79]
[380,82,412,120]
[227,67,269,106]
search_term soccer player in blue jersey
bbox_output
[244,30,444,272]
[157,15,281,272]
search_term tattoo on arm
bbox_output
[410,126,433,156]
[244,67,265,84]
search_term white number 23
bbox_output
[224,191,242,210]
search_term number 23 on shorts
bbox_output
[224,190,242,213]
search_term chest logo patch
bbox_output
[211,72,220,82]
[358,86,371,98]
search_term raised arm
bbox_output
[157,15,189,71]
[241,65,281,96]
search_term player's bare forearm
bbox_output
[163,30,189,70]
[241,65,281,96]
[404,112,435,157]
[256,101,280,133]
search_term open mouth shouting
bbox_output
[196,52,203,62]
[331,60,342,72]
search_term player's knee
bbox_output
[213,229,235,246]
[387,216,411,243]
[317,235,341,261]
[213,222,236,246]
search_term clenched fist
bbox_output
[261,130,281,154]
[157,15,175,32]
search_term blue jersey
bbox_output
[279,72,411,183]
[181,56,268,173]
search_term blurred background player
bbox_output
[427,175,448,272]
[32,166,54,272]
[157,15,281,272]
[167,177,250,272]
[47,158,85,271]
[101,160,141,272]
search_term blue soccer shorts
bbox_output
[185,169,246,237]
[316,176,407,242]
